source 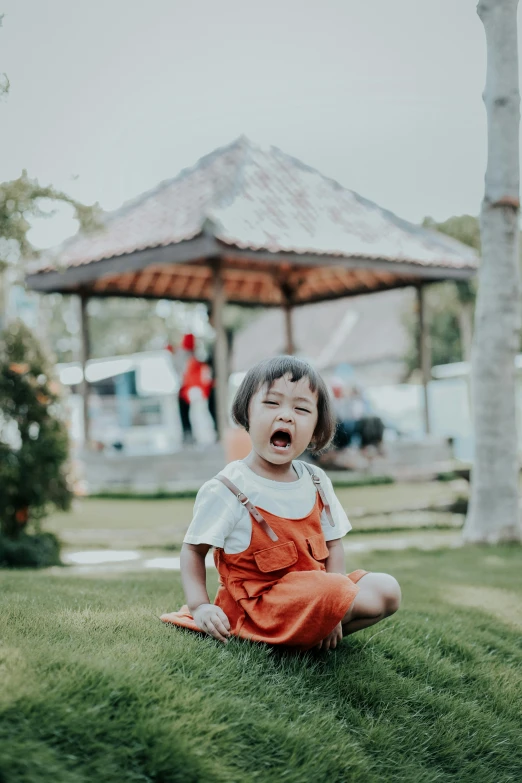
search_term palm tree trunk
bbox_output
[464,0,522,542]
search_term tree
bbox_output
[403,282,462,377]
[0,171,100,264]
[423,215,481,253]
[0,171,101,330]
[0,320,72,565]
[463,0,522,543]
[423,215,479,361]
[84,297,186,359]
[44,296,226,364]
[402,216,480,377]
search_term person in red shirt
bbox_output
[169,334,216,444]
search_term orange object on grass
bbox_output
[161,486,367,650]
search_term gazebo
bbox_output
[26,136,477,441]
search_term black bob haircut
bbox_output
[231,355,336,454]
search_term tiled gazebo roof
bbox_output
[26,137,477,305]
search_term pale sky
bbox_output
[1,0,518,249]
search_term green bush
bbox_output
[0,531,61,568]
[0,321,72,564]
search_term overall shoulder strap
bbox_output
[215,475,279,542]
[301,462,336,527]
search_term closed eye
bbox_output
[264,400,311,412]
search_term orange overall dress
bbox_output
[161,466,368,650]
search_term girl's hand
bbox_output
[316,621,343,652]
[192,603,231,643]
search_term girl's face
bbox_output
[247,374,319,465]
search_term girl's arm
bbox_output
[180,542,230,643]
[316,538,346,651]
[325,538,346,575]
[181,542,212,610]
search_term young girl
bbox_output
[161,356,401,651]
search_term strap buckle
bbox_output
[237,492,249,505]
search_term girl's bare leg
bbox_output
[341,572,401,636]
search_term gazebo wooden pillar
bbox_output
[283,302,295,355]
[281,282,295,355]
[211,259,229,440]
[417,285,431,434]
[78,293,91,445]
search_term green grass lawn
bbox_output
[2,546,522,783]
[46,481,466,550]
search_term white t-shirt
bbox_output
[183,460,352,554]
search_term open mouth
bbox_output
[270,430,292,450]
